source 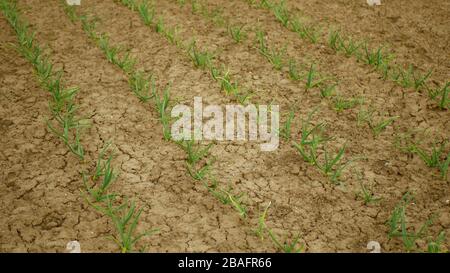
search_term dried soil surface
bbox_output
[0,0,449,252]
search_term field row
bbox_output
[0,0,448,252]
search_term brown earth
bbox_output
[0,0,449,252]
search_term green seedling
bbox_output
[278,108,295,140]
[163,25,180,45]
[320,83,336,98]
[62,0,78,22]
[117,51,136,74]
[152,84,172,140]
[292,108,327,164]
[235,89,253,105]
[138,0,155,26]
[263,47,285,70]
[35,55,53,83]
[290,17,319,43]
[410,142,447,168]
[293,140,318,164]
[397,134,450,180]
[189,42,213,69]
[273,1,289,27]
[411,143,450,180]
[356,107,374,126]
[312,144,346,181]
[225,190,247,219]
[369,116,399,136]
[259,0,273,9]
[256,202,303,253]
[46,73,78,113]
[340,37,361,57]
[332,96,363,112]
[288,59,301,81]
[118,0,137,10]
[297,108,327,146]
[379,63,390,80]
[391,66,413,88]
[413,69,432,91]
[228,25,246,43]
[210,65,221,81]
[388,192,435,252]
[392,65,432,90]
[187,160,213,181]
[129,70,154,102]
[255,31,286,70]
[203,179,230,205]
[80,15,98,40]
[90,28,136,74]
[216,68,239,95]
[428,82,449,109]
[47,116,85,160]
[89,196,158,253]
[256,29,269,55]
[155,17,165,33]
[362,43,391,69]
[305,64,330,91]
[388,192,412,239]
[328,30,342,51]
[191,0,201,14]
[83,143,117,202]
[427,231,446,253]
[356,172,381,205]
[177,139,213,165]
[203,180,247,218]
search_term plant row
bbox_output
[1,0,158,253]
[244,0,449,109]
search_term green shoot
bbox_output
[273,1,289,27]
[356,172,381,205]
[129,70,154,102]
[312,144,346,180]
[189,42,213,69]
[288,59,301,81]
[203,179,229,204]
[292,108,327,164]
[83,143,117,202]
[428,82,449,109]
[228,25,246,43]
[256,29,269,55]
[89,196,158,253]
[362,43,391,69]
[62,0,78,22]
[320,83,336,98]
[177,139,213,165]
[328,29,342,51]
[155,17,165,33]
[187,160,213,181]
[427,231,446,253]
[138,0,155,26]
[369,116,399,136]
[152,83,172,141]
[305,64,330,91]
[225,190,247,219]
[259,0,273,9]
[290,17,319,43]
[388,192,435,252]
[332,96,363,112]
[256,202,303,253]
[278,108,295,140]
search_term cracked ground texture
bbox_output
[0,0,449,252]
